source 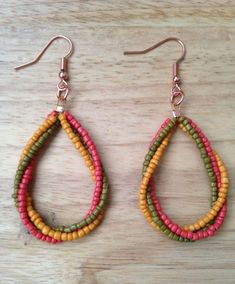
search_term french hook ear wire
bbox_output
[14,35,74,71]
[14,35,74,113]
[123,37,186,117]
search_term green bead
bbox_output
[145,154,152,161]
[70,224,77,231]
[160,224,167,231]
[64,227,71,233]
[150,145,157,152]
[164,228,171,235]
[149,205,154,212]
[77,220,87,228]
[92,208,99,217]
[178,116,184,122]
[182,119,189,126]
[168,232,174,239]
[192,133,199,139]
[189,128,196,135]
[186,124,192,130]
[173,234,179,241]
[152,216,159,223]
[204,157,211,163]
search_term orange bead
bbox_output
[88,223,96,231]
[48,230,55,238]
[42,226,50,235]
[83,226,90,235]
[67,233,73,241]
[54,231,62,240]
[78,229,85,238]
[72,231,78,240]
[61,233,68,241]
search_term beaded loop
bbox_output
[140,116,229,242]
[13,111,109,243]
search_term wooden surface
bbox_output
[0,1,235,283]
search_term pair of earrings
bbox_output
[13,35,229,243]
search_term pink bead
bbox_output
[193,233,199,241]
[203,231,209,238]
[165,219,170,225]
[22,218,30,225]
[41,235,46,241]
[171,224,178,233]
[18,195,26,202]
[181,231,187,238]
[176,228,182,235]
[207,230,214,237]
[197,231,204,239]
[20,212,28,219]
[161,214,167,221]
[187,231,193,239]
[36,232,43,239]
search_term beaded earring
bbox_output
[13,35,109,243]
[124,37,229,242]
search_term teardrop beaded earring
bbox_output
[13,35,109,243]
[124,37,229,242]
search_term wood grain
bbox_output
[0,1,235,283]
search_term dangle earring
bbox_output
[124,37,229,242]
[13,35,109,243]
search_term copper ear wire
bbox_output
[15,35,74,112]
[124,37,186,117]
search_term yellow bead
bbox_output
[142,178,149,186]
[28,210,37,217]
[189,225,195,231]
[37,222,45,230]
[220,187,228,193]
[34,218,42,226]
[218,197,225,203]
[93,217,102,226]
[218,192,227,198]
[140,199,147,206]
[213,205,221,212]
[54,231,62,240]
[210,209,217,216]
[61,233,68,241]
[48,230,55,238]
[68,132,76,140]
[184,225,190,231]
[78,229,85,238]
[62,123,70,130]
[75,142,82,149]
[207,213,214,221]
[88,223,96,231]
[144,172,151,178]
[85,160,93,167]
[42,226,50,235]
[202,216,210,224]
[31,213,40,222]
[39,125,47,132]
[27,206,33,212]
[221,177,229,184]
[67,233,73,241]
[199,220,206,227]
[72,231,78,240]
[194,223,201,230]
[58,113,66,120]
[72,136,79,143]
[48,115,57,123]
[83,226,90,235]
[65,128,73,134]
[146,167,154,175]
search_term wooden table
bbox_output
[1,1,235,283]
